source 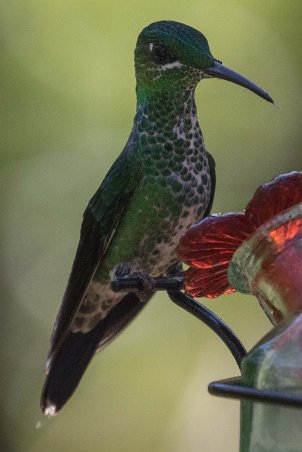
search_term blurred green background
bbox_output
[1,1,301,451]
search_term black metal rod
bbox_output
[111,275,184,293]
[167,290,247,369]
[208,377,302,407]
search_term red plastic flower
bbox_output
[177,172,302,298]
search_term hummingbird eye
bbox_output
[149,42,175,64]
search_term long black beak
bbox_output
[206,61,274,104]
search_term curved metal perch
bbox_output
[111,275,247,369]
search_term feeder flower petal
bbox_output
[246,172,302,229]
[178,213,252,298]
[183,265,237,299]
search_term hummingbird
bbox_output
[41,20,273,415]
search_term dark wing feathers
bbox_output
[204,150,216,218]
[41,292,149,414]
[47,152,141,370]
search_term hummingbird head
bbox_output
[135,21,273,103]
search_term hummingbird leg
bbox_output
[113,262,132,279]
[166,261,183,278]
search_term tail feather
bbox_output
[41,292,151,415]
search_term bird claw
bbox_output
[130,271,155,294]
[111,264,154,297]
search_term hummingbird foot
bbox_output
[111,264,155,297]
[129,271,155,296]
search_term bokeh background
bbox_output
[1,1,301,451]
